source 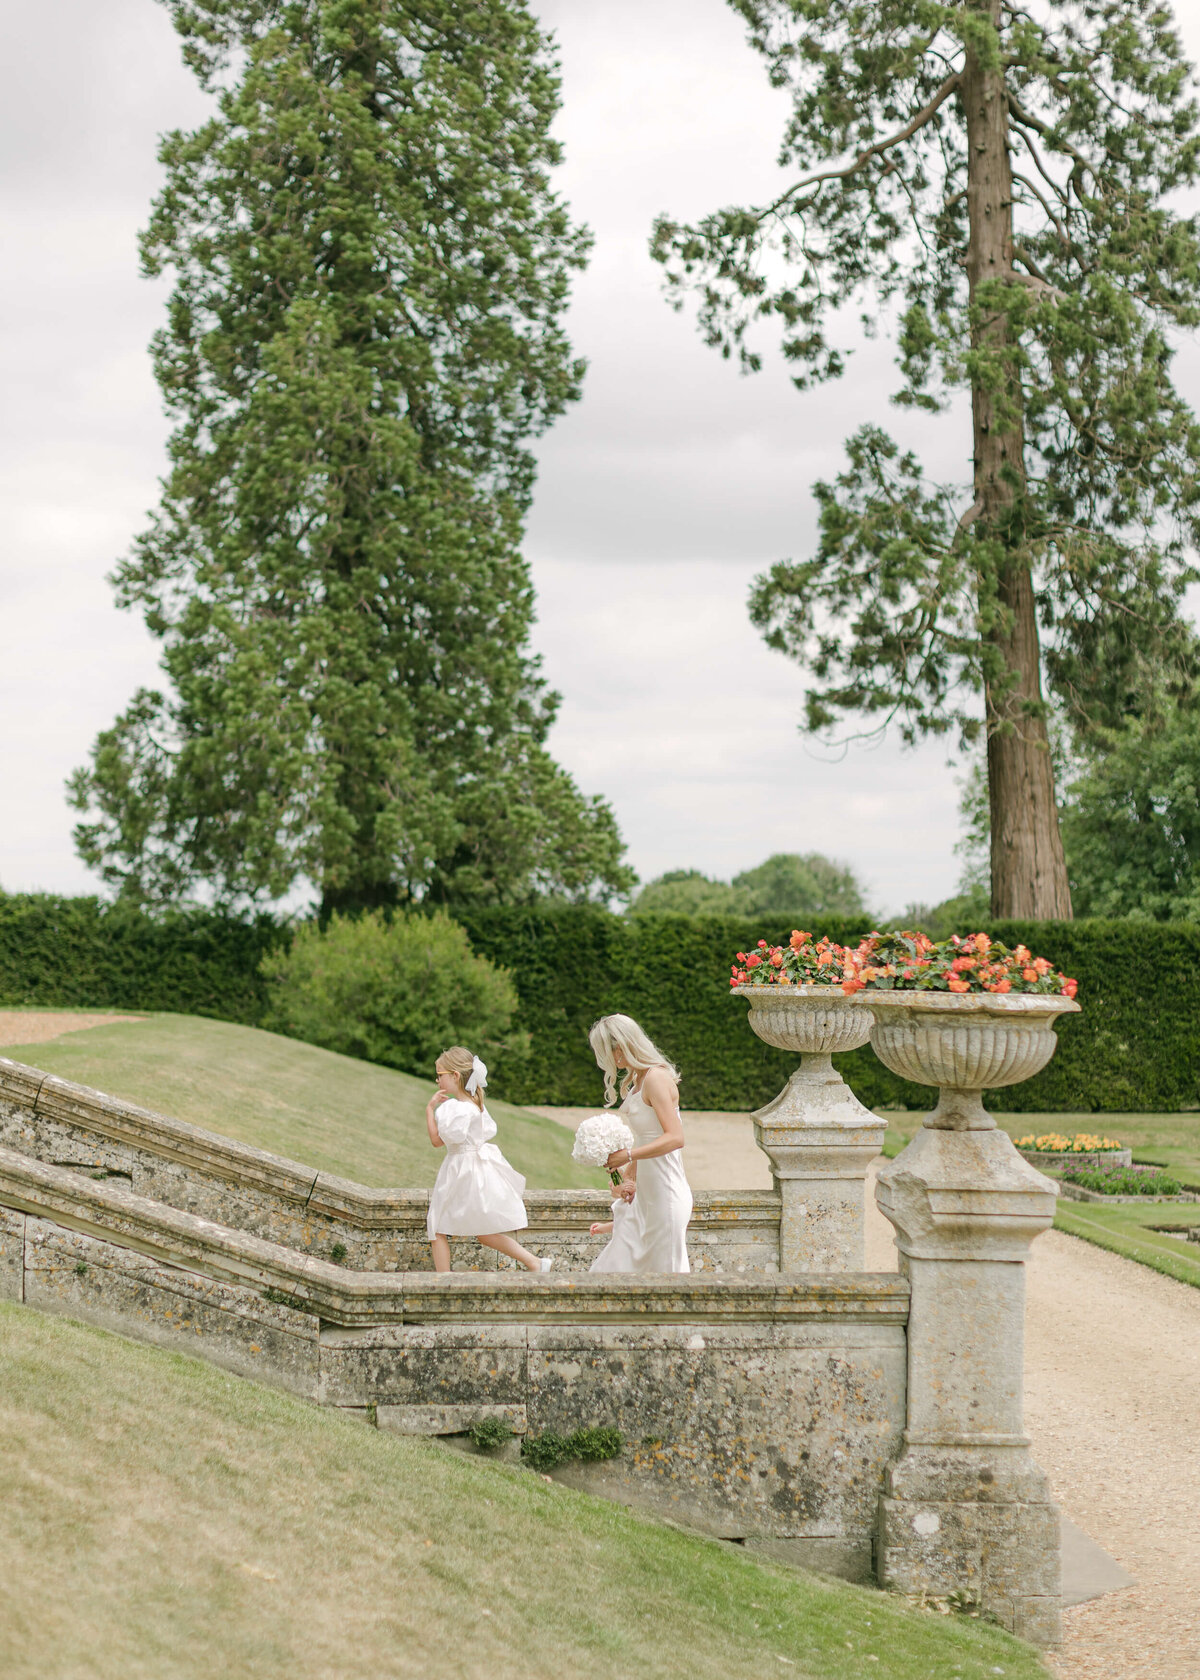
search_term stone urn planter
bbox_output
[730,986,885,1271]
[864,989,1080,1645]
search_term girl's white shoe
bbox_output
[539,1257,554,1273]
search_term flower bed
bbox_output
[729,931,1077,999]
[1060,1162,1181,1197]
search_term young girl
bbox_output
[425,1046,552,1274]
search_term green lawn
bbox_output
[0,1013,593,1190]
[881,1109,1200,1287]
[881,1108,1200,1183]
[0,1300,1049,1680]
[1051,1200,1200,1288]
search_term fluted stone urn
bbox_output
[865,989,1080,1645]
[731,985,885,1271]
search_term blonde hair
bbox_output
[436,1045,484,1110]
[588,1014,679,1107]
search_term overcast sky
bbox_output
[3,1,1200,915]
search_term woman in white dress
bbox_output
[587,1015,692,1274]
[425,1046,552,1273]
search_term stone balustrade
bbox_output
[0,1058,779,1274]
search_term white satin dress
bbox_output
[426,1098,528,1239]
[590,1086,692,1274]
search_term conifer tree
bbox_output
[71,0,633,912]
[653,0,1200,918]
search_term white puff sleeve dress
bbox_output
[426,1097,529,1240]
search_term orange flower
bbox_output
[1014,945,1031,963]
[973,932,990,954]
[790,930,811,951]
[1022,966,1038,983]
[947,976,970,993]
[816,948,834,966]
[769,949,784,967]
[1033,956,1053,976]
[842,977,865,994]
[1063,977,1078,999]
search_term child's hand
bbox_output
[615,1181,636,1203]
[589,1220,613,1236]
[426,1089,448,1112]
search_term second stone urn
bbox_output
[731,985,885,1271]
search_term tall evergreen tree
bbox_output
[70,0,633,912]
[653,0,1200,919]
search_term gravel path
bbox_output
[0,1011,144,1046]
[537,1106,1200,1679]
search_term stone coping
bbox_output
[862,991,1080,1019]
[0,1057,778,1230]
[0,1145,907,1328]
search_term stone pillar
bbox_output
[874,1124,1061,1646]
[753,1054,885,1272]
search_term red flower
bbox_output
[746,953,762,968]
[1062,977,1078,999]
[735,952,747,963]
[757,940,768,949]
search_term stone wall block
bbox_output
[0,1205,25,1301]
[320,1324,528,1409]
[23,1219,320,1397]
[376,1402,527,1436]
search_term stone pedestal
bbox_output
[753,1053,885,1271]
[733,988,884,1272]
[867,991,1078,1647]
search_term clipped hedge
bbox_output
[3,893,1199,1114]
[0,894,283,1024]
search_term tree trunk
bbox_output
[962,1,1072,921]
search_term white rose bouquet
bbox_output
[572,1113,636,1186]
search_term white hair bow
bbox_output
[465,1056,488,1095]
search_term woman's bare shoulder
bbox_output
[641,1064,679,1100]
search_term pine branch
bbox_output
[759,73,962,220]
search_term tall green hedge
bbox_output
[0,894,282,1024]
[2,893,1198,1113]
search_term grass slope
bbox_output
[0,1013,594,1189]
[0,1301,1048,1680]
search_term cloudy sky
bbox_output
[3,1,1199,915]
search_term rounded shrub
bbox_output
[260,910,524,1076]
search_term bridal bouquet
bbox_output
[572,1114,636,1186]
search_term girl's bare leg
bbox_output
[478,1232,542,1271]
[430,1234,452,1273]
